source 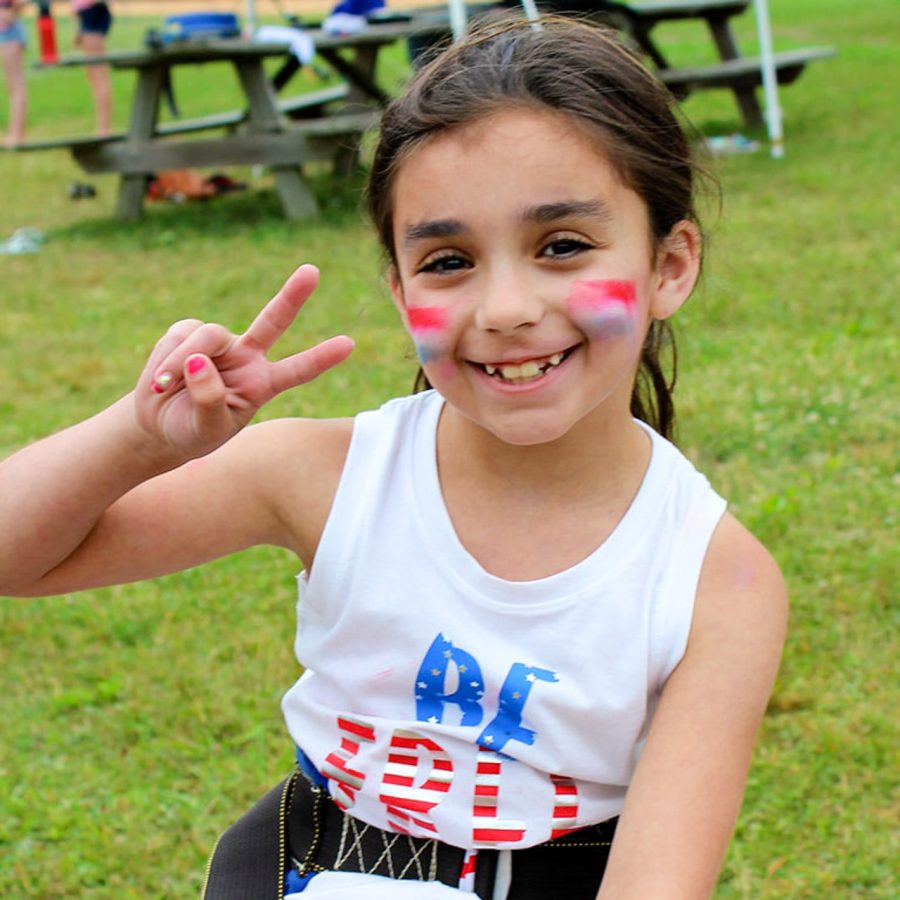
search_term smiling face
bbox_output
[389,108,699,447]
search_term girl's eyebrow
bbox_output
[524,199,615,223]
[401,200,612,247]
[402,219,468,246]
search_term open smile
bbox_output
[470,345,579,385]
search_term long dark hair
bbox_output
[367,16,711,440]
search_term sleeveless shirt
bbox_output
[281,390,726,851]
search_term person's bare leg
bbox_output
[1,41,27,146]
[79,32,112,135]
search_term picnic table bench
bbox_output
[9,84,352,151]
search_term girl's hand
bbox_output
[134,265,353,461]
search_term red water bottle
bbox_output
[37,1,58,64]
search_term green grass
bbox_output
[1,0,897,896]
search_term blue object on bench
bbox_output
[162,13,241,42]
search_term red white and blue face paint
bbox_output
[406,305,452,364]
[565,279,639,339]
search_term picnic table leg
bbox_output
[234,58,320,219]
[707,13,765,130]
[317,45,389,108]
[116,66,165,221]
[317,44,384,175]
[630,22,670,70]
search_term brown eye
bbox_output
[419,253,471,274]
[542,238,593,259]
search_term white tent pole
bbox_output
[753,0,784,158]
[520,0,542,28]
[448,0,467,40]
[448,0,541,41]
[246,0,257,36]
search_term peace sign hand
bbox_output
[134,265,353,461]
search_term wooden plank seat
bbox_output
[3,132,125,152]
[2,84,352,153]
[66,109,381,175]
[291,109,380,139]
[658,46,836,96]
[155,83,351,136]
[625,0,751,25]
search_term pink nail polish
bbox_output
[187,357,206,375]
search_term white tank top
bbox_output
[282,391,726,850]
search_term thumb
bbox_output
[183,355,234,438]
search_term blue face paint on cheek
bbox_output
[565,279,638,338]
[415,343,441,364]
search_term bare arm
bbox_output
[597,513,788,899]
[0,265,353,597]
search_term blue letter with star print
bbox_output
[415,634,486,726]
[476,664,559,753]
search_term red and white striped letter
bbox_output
[549,773,580,838]
[379,729,454,835]
[321,715,376,810]
[471,749,526,844]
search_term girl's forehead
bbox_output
[390,108,641,229]
[409,107,610,167]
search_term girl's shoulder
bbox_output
[700,512,785,601]
[240,415,355,563]
[690,511,788,669]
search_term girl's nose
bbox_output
[474,269,545,334]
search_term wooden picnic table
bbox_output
[604,0,834,129]
[14,20,446,221]
[416,0,833,130]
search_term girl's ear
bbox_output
[648,220,701,321]
[388,266,407,317]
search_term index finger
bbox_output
[239,264,320,354]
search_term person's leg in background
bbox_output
[74,3,112,135]
[1,28,27,146]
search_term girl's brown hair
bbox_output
[367,16,711,440]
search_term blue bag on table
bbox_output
[161,12,241,43]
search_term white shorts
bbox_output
[287,871,471,898]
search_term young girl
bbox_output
[0,17,787,900]
[0,0,26,146]
[71,0,112,134]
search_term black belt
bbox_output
[286,771,617,899]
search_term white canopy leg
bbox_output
[753,0,784,158]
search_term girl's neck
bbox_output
[435,401,653,581]
[438,400,649,497]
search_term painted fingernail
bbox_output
[186,356,206,375]
[153,371,173,392]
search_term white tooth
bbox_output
[519,361,540,377]
[500,364,522,379]
[548,353,563,366]
[485,364,497,375]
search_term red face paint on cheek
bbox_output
[566,280,638,338]
[406,306,449,332]
[406,305,451,363]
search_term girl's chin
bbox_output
[451,402,590,448]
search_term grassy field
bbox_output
[1,0,897,896]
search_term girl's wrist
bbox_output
[104,394,193,478]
